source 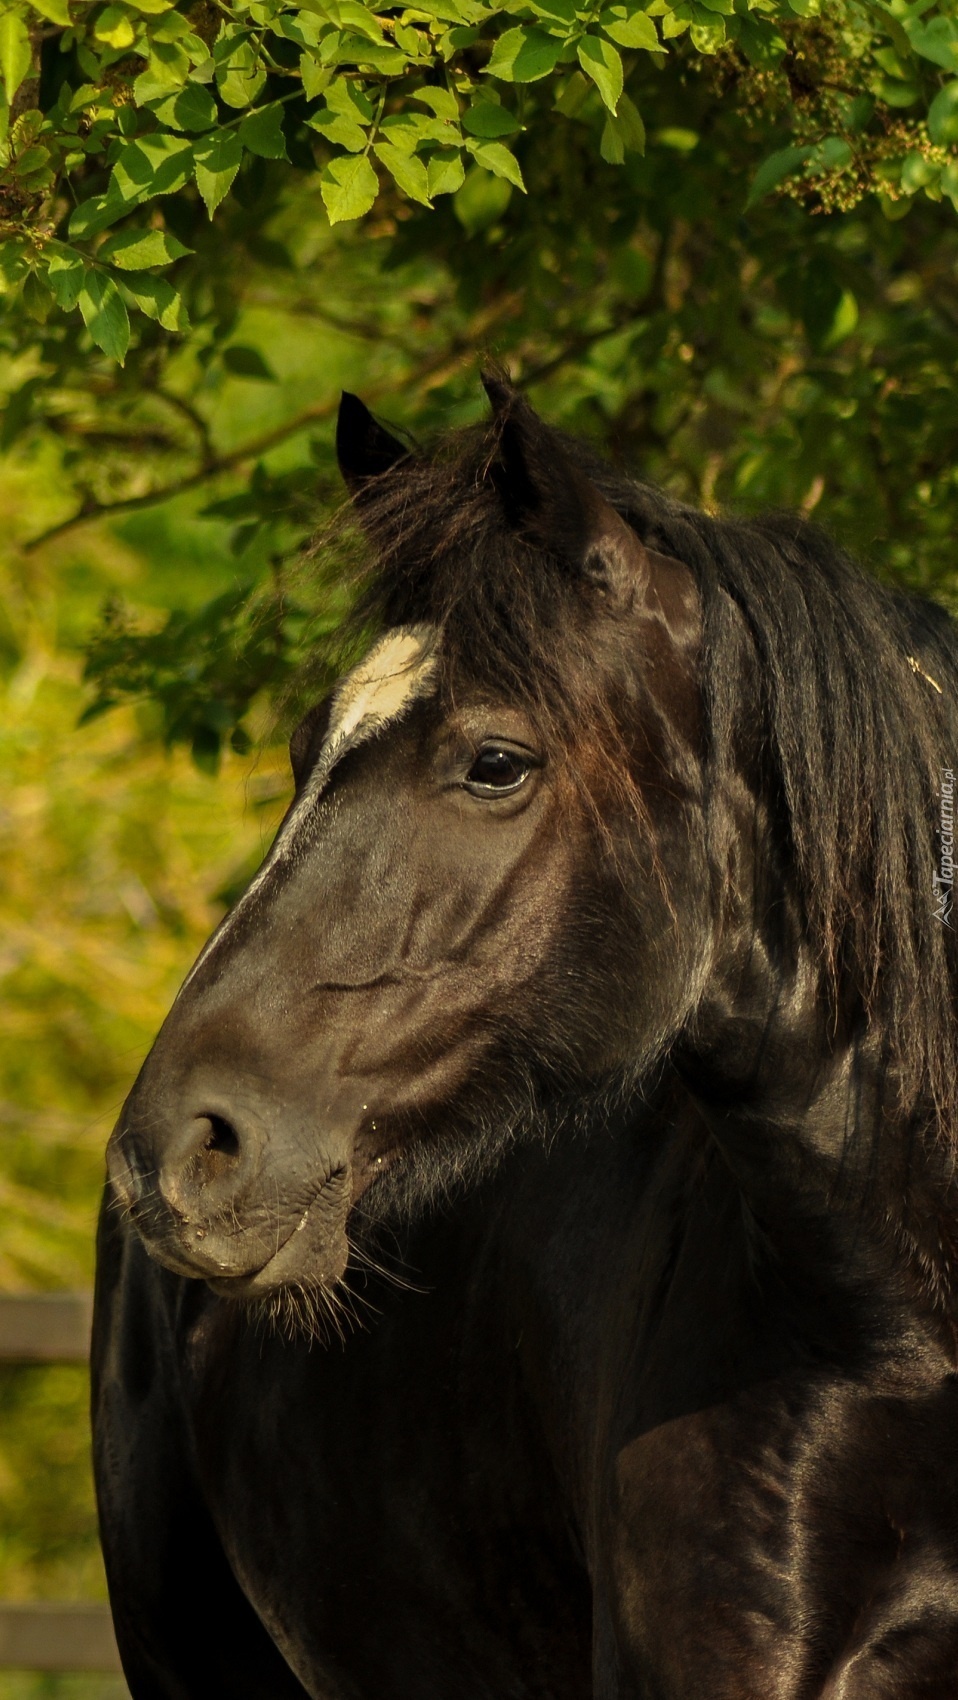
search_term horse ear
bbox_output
[481,374,668,610]
[336,392,410,496]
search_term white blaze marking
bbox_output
[179,625,437,990]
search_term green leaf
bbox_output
[222,343,275,379]
[599,7,659,50]
[193,128,242,216]
[45,249,85,310]
[78,270,130,362]
[22,269,53,323]
[328,35,408,72]
[147,83,217,132]
[452,163,511,234]
[745,143,812,208]
[375,141,432,204]
[656,125,698,152]
[600,113,624,163]
[467,139,525,189]
[334,2,387,43]
[928,81,958,146]
[554,70,590,117]
[905,14,958,71]
[325,79,374,121]
[217,59,267,108]
[825,287,857,345]
[900,148,937,194]
[238,103,289,158]
[576,34,623,113]
[614,91,645,153]
[426,146,465,196]
[525,0,577,24]
[94,5,135,47]
[69,188,129,239]
[308,108,367,150]
[738,18,785,68]
[378,111,434,153]
[30,0,72,25]
[412,86,459,119]
[300,52,332,99]
[0,13,31,102]
[111,134,194,202]
[810,136,852,171]
[121,271,189,329]
[320,151,378,222]
[462,99,521,137]
[98,227,193,268]
[0,238,28,293]
[485,26,566,83]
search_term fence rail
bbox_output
[0,1291,93,1364]
[0,1291,123,1679]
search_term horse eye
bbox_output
[464,746,532,796]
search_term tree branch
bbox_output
[21,330,502,554]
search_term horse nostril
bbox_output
[201,1113,240,1160]
[186,1112,244,1192]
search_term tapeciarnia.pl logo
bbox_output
[934,768,955,928]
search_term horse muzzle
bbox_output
[107,1068,357,1295]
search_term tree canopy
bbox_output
[2,0,958,770]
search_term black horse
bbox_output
[94,380,958,1699]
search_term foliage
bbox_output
[0,0,955,354]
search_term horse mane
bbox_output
[332,415,958,1152]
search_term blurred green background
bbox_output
[6,33,958,1690]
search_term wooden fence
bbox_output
[0,1293,124,1678]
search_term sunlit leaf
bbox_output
[94,6,136,48]
[0,12,31,102]
[45,249,85,310]
[320,150,378,222]
[375,140,433,204]
[412,86,459,119]
[576,34,622,113]
[426,146,465,196]
[98,228,193,269]
[485,26,566,82]
[147,83,218,132]
[120,271,189,329]
[78,270,131,362]
[193,128,242,216]
[599,8,659,50]
[466,138,524,189]
[30,0,72,25]
[308,108,367,150]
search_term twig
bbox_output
[155,388,216,467]
[22,330,500,553]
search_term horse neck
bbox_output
[679,868,958,1323]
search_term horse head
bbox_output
[107,379,958,1312]
[107,381,722,1300]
